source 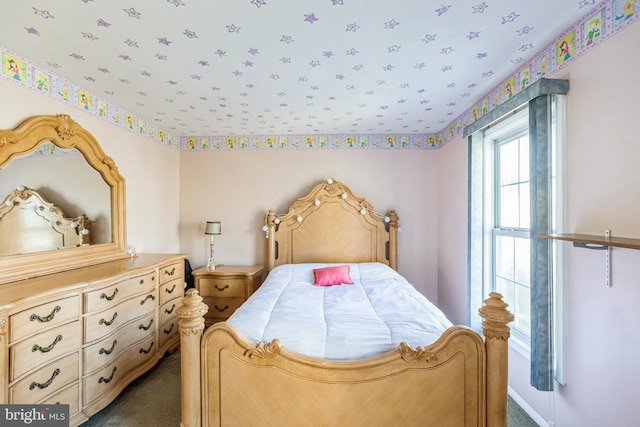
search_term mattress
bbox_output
[227,262,453,360]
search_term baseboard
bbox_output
[508,386,548,427]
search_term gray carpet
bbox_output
[81,350,539,426]
[81,351,181,427]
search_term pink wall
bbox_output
[179,148,440,300]
[436,20,640,426]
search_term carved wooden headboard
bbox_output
[0,186,89,256]
[264,179,398,272]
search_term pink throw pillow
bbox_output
[313,265,353,286]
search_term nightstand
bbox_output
[192,265,264,327]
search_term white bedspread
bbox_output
[227,263,453,360]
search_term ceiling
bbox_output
[0,1,601,140]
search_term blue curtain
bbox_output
[529,95,554,391]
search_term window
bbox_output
[469,93,566,391]
[476,108,532,346]
[492,119,531,343]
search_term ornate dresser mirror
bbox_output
[0,114,128,284]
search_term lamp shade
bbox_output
[204,221,222,235]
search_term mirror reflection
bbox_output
[0,144,111,257]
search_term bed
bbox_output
[177,179,513,427]
[0,185,90,255]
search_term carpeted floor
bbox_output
[81,350,539,426]
[80,351,181,427]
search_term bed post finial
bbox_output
[266,209,277,272]
[478,292,514,427]
[387,210,399,270]
[176,289,209,427]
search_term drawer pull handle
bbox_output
[32,335,63,353]
[165,267,176,276]
[140,294,156,305]
[99,340,118,355]
[214,305,229,312]
[215,284,229,292]
[29,368,60,390]
[139,279,144,285]
[164,303,176,314]
[139,319,154,331]
[163,323,175,334]
[100,288,119,301]
[99,367,117,384]
[99,312,118,326]
[165,283,177,294]
[139,341,155,354]
[30,306,61,323]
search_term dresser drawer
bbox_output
[159,318,179,350]
[10,321,82,381]
[39,382,81,417]
[83,312,156,374]
[84,272,157,313]
[84,290,157,343]
[159,296,181,326]
[10,296,80,343]
[160,262,183,284]
[83,335,156,405]
[199,277,245,297]
[159,277,183,306]
[203,297,245,319]
[10,352,79,404]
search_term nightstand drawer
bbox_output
[203,297,244,319]
[198,277,245,297]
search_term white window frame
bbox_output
[483,108,532,353]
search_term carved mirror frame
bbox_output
[0,114,128,285]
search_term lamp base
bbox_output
[206,258,216,271]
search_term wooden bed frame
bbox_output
[177,179,513,427]
[0,185,89,255]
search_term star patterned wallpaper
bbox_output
[0,0,638,151]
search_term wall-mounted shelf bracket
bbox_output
[536,230,632,288]
[571,230,612,287]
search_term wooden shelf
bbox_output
[536,233,640,250]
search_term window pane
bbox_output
[499,141,518,185]
[514,236,530,285]
[519,135,529,182]
[496,277,515,311]
[515,283,531,332]
[500,185,519,228]
[495,235,514,280]
[519,182,530,227]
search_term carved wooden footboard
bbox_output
[177,290,513,427]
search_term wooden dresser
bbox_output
[0,253,185,427]
[192,265,264,327]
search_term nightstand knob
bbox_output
[214,284,229,292]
